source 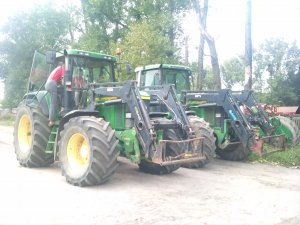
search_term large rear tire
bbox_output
[59,116,119,186]
[13,103,54,167]
[216,143,250,161]
[276,116,300,145]
[182,116,216,168]
[138,129,181,175]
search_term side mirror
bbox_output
[46,51,56,64]
[125,63,132,75]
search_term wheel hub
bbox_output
[18,114,32,153]
[67,133,90,170]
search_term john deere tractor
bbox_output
[135,64,263,161]
[232,90,300,146]
[14,50,207,186]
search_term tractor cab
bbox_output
[135,64,192,95]
[27,49,117,114]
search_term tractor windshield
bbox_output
[70,56,115,85]
[140,68,191,93]
[162,68,191,93]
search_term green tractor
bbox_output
[14,50,208,186]
[135,64,270,161]
[232,90,300,146]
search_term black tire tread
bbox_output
[59,116,119,186]
[183,116,216,168]
[13,103,53,167]
[276,116,300,145]
[138,119,181,175]
[216,143,250,161]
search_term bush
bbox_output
[249,145,300,168]
[0,109,15,126]
[264,146,300,167]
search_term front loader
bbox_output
[232,90,300,146]
[135,64,269,161]
[14,50,206,186]
[139,84,216,168]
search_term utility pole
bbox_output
[244,0,252,90]
[184,36,189,66]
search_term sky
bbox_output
[0,0,299,63]
[184,0,300,62]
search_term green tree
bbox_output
[128,0,192,48]
[79,0,191,56]
[110,21,177,81]
[253,38,300,105]
[0,5,70,108]
[189,62,214,90]
[221,56,244,89]
[79,0,129,52]
[0,55,8,80]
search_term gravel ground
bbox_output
[0,125,300,225]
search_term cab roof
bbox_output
[57,49,117,62]
[135,64,191,72]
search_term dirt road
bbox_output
[0,125,300,225]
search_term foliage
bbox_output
[220,56,244,89]
[189,62,214,90]
[0,110,15,126]
[0,56,8,80]
[0,5,71,108]
[73,25,111,53]
[128,0,192,47]
[1,2,300,108]
[79,0,191,54]
[249,145,300,168]
[79,0,129,52]
[221,39,300,105]
[253,38,300,105]
[110,21,179,81]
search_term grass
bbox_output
[248,144,300,168]
[0,112,15,126]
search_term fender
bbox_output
[58,110,99,134]
[23,91,50,116]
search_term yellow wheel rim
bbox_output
[18,114,32,153]
[67,133,90,170]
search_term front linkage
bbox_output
[93,80,205,166]
[232,90,286,149]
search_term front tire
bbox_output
[216,143,250,161]
[182,116,216,168]
[59,116,119,186]
[13,103,53,167]
[276,116,300,145]
[139,129,181,175]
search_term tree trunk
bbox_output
[194,0,208,90]
[194,0,221,90]
[184,36,189,65]
[205,35,221,90]
[197,36,205,90]
[244,0,252,90]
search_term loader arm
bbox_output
[141,84,195,139]
[93,80,157,158]
[93,81,204,165]
[232,90,273,134]
[182,89,255,148]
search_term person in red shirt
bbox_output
[45,63,65,126]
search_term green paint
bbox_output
[115,129,141,163]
